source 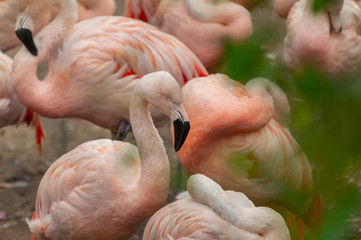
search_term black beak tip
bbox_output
[15,28,38,56]
[173,120,190,152]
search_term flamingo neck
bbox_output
[11,0,78,117]
[129,93,169,209]
[188,180,268,236]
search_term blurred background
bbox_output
[0,0,360,239]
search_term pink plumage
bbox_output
[12,0,207,136]
[143,174,291,240]
[0,51,44,152]
[28,71,191,240]
[176,74,322,236]
[284,0,361,77]
[124,0,252,70]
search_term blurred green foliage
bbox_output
[219,3,361,239]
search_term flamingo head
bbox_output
[15,9,38,56]
[134,71,191,152]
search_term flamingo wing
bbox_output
[29,139,141,238]
[56,16,207,88]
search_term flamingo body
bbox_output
[28,71,190,240]
[284,0,361,76]
[30,139,143,240]
[177,74,321,227]
[12,15,207,135]
[143,174,290,240]
[0,51,43,151]
[125,0,252,70]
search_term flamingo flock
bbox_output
[1,0,360,239]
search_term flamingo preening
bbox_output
[284,0,361,77]
[28,71,190,240]
[12,0,207,139]
[176,74,323,238]
[143,174,291,240]
[0,0,115,52]
[124,0,252,70]
[0,51,43,152]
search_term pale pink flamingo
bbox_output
[0,51,44,152]
[75,0,116,21]
[284,0,361,77]
[12,0,207,139]
[28,71,190,240]
[124,0,252,70]
[176,74,322,238]
[0,0,115,52]
[272,0,298,18]
[143,173,291,240]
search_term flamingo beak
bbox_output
[15,11,38,56]
[171,105,190,152]
[15,28,38,56]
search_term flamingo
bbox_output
[12,0,207,139]
[124,0,252,70]
[284,0,361,77]
[75,0,116,21]
[272,0,298,18]
[176,74,322,237]
[27,71,190,240]
[143,174,291,240]
[0,51,44,152]
[0,0,115,52]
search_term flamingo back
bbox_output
[57,17,207,86]
[38,16,207,132]
[125,0,253,70]
[177,74,319,223]
[28,139,145,240]
[143,192,253,240]
[143,182,290,240]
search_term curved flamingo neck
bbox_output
[11,0,78,117]
[187,175,273,236]
[129,90,169,209]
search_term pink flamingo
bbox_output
[284,0,361,77]
[124,0,252,70]
[75,0,116,21]
[176,74,322,237]
[143,174,291,240]
[272,0,298,18]
[0,51,44,152]
[28,71,190,240]
[0,0,115,52]
[12,0,207,139]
